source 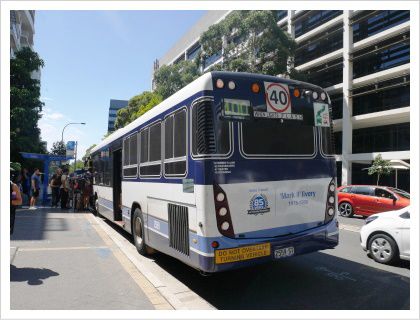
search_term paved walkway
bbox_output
[10,207,171,310]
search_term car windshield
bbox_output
[389,188,410,199]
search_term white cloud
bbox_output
[44,112,65,120]
[40,96,54,102]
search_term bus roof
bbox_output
[91,71,323,154]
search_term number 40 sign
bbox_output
[264,82,291,114]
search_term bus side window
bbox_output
[139,122,161,177]
[164,108,187,177]
[122,134,138,178]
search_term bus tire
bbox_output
[132,208,147,255]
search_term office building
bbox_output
[108,99,128,132]
[153,10,410,191]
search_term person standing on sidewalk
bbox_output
[60,168,70,209]
[29,168,41,210]
[50,168,62,207]
[11,169,22,234]
[21,168,30,206]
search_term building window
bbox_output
[330,93,343,120]
[204,50,222,69]
[352,76,410,116]
[276,10,288,21]
[295,25,343,66]
[187,43,201,61]
[139,122,161,177]
[353,33,409,78]
[334,131,342,154]
[352,123,409,153]
[305,58,343,88]
[164,109,187,177]
[352,10,410,43]
[123,134,138,177]
[294,10,342,38]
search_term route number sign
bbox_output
[264,82,291,113]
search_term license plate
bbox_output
[274,246,295,259]
[215,243,271,264]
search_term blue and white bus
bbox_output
[90,71,339,273]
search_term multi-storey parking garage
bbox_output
[153,10,410,191]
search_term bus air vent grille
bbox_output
[196,101,216,154]
[168,203,190,256]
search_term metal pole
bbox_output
[74,141,78,173]
[395,169,398,188]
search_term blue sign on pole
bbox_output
[66,141,76,157]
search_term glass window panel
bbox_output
[174,110,186,158]
[149,123,161,162]
[129,134,137,165]
[165,116,174,159]
[140,129,149,163]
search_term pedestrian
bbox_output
[50,168,62,207]
[60,168,70,209]
[11,169,23,235]
[29,168,41,210]
[21,168,30,206]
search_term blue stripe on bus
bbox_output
[121,157,336,185]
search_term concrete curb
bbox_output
[90,214,215,310]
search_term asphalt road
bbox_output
[136,223,410,310]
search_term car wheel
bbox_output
[368,233,399,264]
[132,208,147,255]
[338,202,353,217]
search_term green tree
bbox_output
[153,60,200,99]
[368,154,392,185]
[69,160,85,173]
[82,144,97,161]
[114,91,163,129]
[50,141,66,156]
[10,47,46,162]
[198,11,296,76]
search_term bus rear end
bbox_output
[192,72,339,273]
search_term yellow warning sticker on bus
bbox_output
[215,243,271,264]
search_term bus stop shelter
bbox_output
[20,152,72,205]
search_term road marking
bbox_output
[339,223,361,233]
[87,215,173,310]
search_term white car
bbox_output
[360,206,410,264]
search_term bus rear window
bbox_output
[240,120,315,156]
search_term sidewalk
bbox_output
[10,207,171,310]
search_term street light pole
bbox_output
[61,122,86,144]
[61,122,85,171]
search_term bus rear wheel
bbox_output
[132,208,147,255]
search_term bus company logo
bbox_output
[248,194,270,215]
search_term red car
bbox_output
[337,185,410,217]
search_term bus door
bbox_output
[112,149,122,221]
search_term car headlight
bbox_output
[365,215,379,224]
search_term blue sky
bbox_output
[35,10,205,158]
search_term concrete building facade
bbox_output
[154,10,410,191]
[108,99,129,133]
[10,10,36,57]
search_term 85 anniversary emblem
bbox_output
[248,194,270,215]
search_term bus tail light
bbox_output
[325,179,336,223]
[251,83,260,93]
[213,183,235,238]
[228,81,236,90]
[216,79,224,89]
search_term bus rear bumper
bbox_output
[198,219,339,273]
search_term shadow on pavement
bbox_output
[152,251,410,310]
[12,208,71,241]
[11,264,59,286]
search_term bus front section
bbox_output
[194,72,339,273]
